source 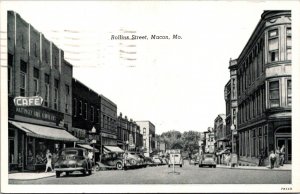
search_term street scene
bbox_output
[1,1,294,190]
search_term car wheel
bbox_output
[180,165,182,168]
[168,165,170,168]
[88,169,92,175]
[95,164,100,171]
[199,164,202,168]
[65,172,69,176]
[56,171,60,178]
[116,162,123,170]
[213,165,216,168]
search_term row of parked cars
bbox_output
[53,147,173,178]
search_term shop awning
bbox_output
[77,144,99,152]
[9,120,78,142]
[103,146,124,153]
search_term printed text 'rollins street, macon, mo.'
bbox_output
[111,34,182,40]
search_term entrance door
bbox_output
[276,138,291,164]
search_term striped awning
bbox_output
[9,120,78,142]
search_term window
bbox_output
[44,74,50,107]
[143,128,146,136]
[8,54,13,94]
[286,27,292,61]
[97,109,100,123]
[54,57,58,69]
[79,100,82,115]
[287,80,291,106]
[232,78,236,99]
[54,79,59,110]
[65,85,70,113]
[268,29,279,62]
[20,60,27,96]
[84,103,87,120]
[91,106,94,122]
[44,49,48,63]
[73,98,77,116]
[21,34,25,49]
[33,68,39,96]
[269,29,278,38]
[269,81,280,107]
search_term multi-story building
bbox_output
[228,59,239,153]
[235,11,291,165]
[72,78,101,159]
[116,113,143,151]
[136,121,155,157]
[203,128,215,154]
[214,114,229,151]
[7,11,78,171]
[100,95,118,148]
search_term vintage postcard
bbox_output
[0,0,299,193]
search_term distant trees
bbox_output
[159,130,201,154]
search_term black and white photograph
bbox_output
[0,0,299,193]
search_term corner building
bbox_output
[235,11,291,165]
[7,11,77,171]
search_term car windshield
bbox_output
[61,150,79,156]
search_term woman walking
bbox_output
[45,149,53,172]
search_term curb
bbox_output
[9,174,56,181]
[217,165,291,171]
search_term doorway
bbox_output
[276,137,291,164]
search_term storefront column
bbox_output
[14,128,18,164]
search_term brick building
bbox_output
[7,11,78,171]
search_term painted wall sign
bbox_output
[14,96,43,107]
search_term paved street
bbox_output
[9,163,291,184]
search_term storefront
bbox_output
[9,120,78,171]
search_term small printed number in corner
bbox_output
[281,187,292,191]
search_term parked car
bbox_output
[95,152,125,170]
[193,154,200,165]
[54,148,93,178]
[144,157,155,167]
[127,152,143,168]
[152,155,163,166]
[199,153,217,168]
[168,153,183,167]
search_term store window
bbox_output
[44,74,50,107]
[54,79,59,110]
[287,80,292,106]
[269,81,280,107]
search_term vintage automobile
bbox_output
[199,153,217,168]
[152,156,162,166]
[127,152,144,168]
[144,157,155,167]
[95,152,125,170]
[168,153,183,168]
[54,148,93,178]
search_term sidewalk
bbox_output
[217,164,291,171]
[9,172,55,180]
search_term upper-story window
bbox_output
[84,103,88,120]
[34,43,38,57]
[287,80,292,106]
[54,79,59,110]
[79,100,82,115]
[286,27,292,60]
[44,74,50,107]
[20,60,27,97]
[65,84,70,113]
[91,106,94,122]
[8,54,13,95]
[269,81,280,108]
[33,68,39,96]
[143,128,146,136]
[268,29,279,62]
[73,98,77,117]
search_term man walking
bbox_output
[45,149,53,172]
[269,150,276,169]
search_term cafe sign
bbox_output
[14,96,43,107]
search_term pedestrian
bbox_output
[258,149,265,166]
[123,151,128,170]
[45,149,53,172]
[275,147,280,168]
[280,145,285,166]
[269,150,276,169]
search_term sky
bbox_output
[1,1,297,134]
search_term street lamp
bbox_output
[230,124,235,153]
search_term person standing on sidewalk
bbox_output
[45,149,53,172]
[275,147,280,168]
[258,149,265,166]
[279,145,285,166]
[269,150,276,169]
